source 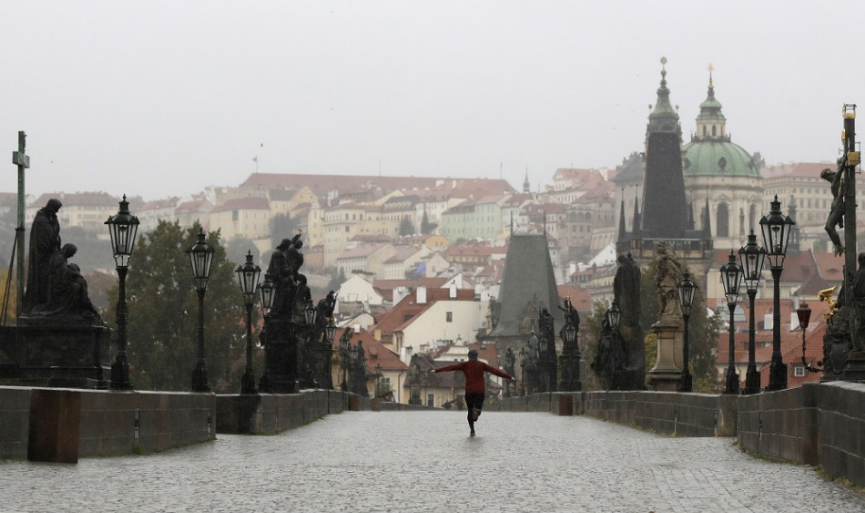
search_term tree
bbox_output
[583,256,720,393]
[270,212,300,249]
[399,216,415,237]
[420,210,437,235]
[105,220,255,392]
[225,235,260,268]
[326,267,346,293]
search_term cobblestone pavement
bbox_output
[2,411,864,513]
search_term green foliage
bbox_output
[105,220,253,392]
[225,235,260,268]
[399,216,415,236]
[640,256,720,393]
[583,256,721,393]
[420,210,437,235]
[270,212,300,250]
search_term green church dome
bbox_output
[682,71,760,178]
[682,139,760,177]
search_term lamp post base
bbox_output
[110,357,133,391]
[241,370,257,395]
[766,359,787,391]
[743,366,761,394]
[677,371,692,392]
[191,360,210,392]
[723,367,739,395]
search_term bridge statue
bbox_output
[646,242,686,391]
[2,197,111,389]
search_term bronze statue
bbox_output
[22,198,62,314]
[655,242,683,325]
[821,160,846,256]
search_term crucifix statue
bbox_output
[12,131,29,318]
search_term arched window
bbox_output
[717,203,730,238]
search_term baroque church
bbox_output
[682,68,764,251]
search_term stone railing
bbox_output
[499,383,865,487]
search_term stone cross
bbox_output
[12,131,29,316]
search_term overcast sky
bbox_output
[2,1,862,202]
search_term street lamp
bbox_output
[760,195,795,391]
[256,272,275,392]
[606,301,621,330]
[105,195,139,391]
[375,363,383,398]
[739,230,767,394]
[339,328,352,392]
[677,272,696,392]
[236,251,261,394]
[720,250,743,394]
[560,312,580,392]
[797,302,821,374]
[305,299,316,328]
[188,228,214,392]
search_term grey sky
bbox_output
[2,1,861,201]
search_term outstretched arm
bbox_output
[434,362,465,373]
[483,363,515,380]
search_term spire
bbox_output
[647,56,681,135]
[703,195,712,238]
[523,168,530,193]
[694,63,727,141]
[618,190,627,241]
[632,188,641,238]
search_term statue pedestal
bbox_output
[842,351,865,381]
[0,324,112,389]
[647,322,683,392]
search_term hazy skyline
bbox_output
[2,1,862,202]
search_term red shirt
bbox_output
[434,360,514,394]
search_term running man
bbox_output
[432,349,515,436]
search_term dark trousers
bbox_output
[464,393,485,429]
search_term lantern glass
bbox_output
[759,195,795,268]
[305,300,317,326]
[326,318,337,343]
[105,195,140,269]
[564,322,576,344]
[677,272,696,316]
[739,231,766,293]
[797,302,812,331]
[235,251,261,304]
[187,229,214,291]
[257,273,275,312]
[720,251,742,303]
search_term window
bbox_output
[426,394,435,407]
[446,312,453,322]
[794,366,806,378]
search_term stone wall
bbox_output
[738,381,865,486]
[1,387,216,462]
[215,390,371,434]
[0,387,33,459]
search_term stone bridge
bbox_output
[1,383,864,512]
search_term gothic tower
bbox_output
[640,57,689,238]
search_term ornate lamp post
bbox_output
[559,313,580,392]
[676,273,696,392]
[236,251,261,394]
[375,363,383,398]
[324,317,336,389]
[796,302,821,374]
[760,195,795,391]
[739,231,767,394]
[720,251,743,394]
[187,228,214,392]
[105,195,139,391]
[537,329,550,392]
[339,328,352,392]
[256,272,275,392]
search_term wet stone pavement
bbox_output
[2,411,864,513]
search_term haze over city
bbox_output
[1,1,861,201]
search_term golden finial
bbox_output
[708,63,715,89]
